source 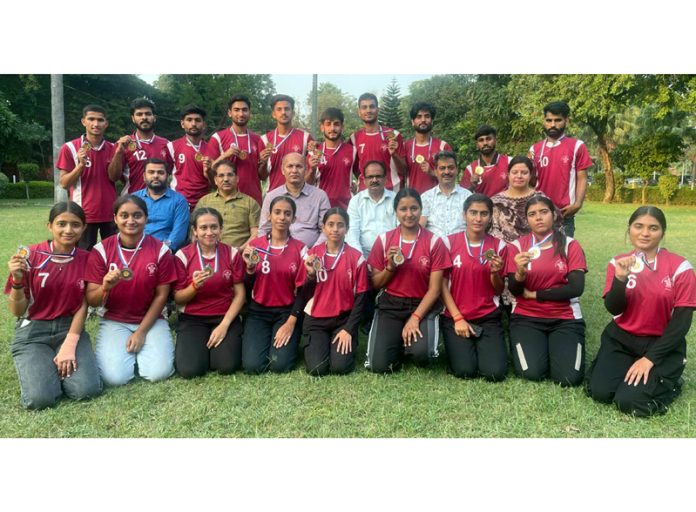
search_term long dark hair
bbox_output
[393,187,422,210]
[48,201,86,225]
[525,195,566,259]
[628,205,667,233]
[463,193,494,233]
[323,207,349,229]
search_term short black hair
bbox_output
[409,102,436,120]
[180,104,206,119]
[228,94,251,110]
[474,125,497,140]
[270,94,295,109]
[320,108,344,124]
[363,160,387,177]
[434,150,457,166]
[130,97,156,115]
[212,159,237,175]
[144,158,167,171]
[82,104,106,117]
[543,101,570,118]
[358,93,378,107]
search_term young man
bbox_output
[349,93,408,192]
[259,94,313,191]
[528,101,592,237]
[306,107,357,209]
[108,97,173,194]
[167,105,215,211]
[209,94,266,206]
[460,125,510,197]
[57,104,117,250]
[404,102,452,194]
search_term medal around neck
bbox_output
[312,258,324,272]
[630,258,644,274]
[475,166,484,175]
[16,245,30,259]
[82,141,92,151]
[484,249,496,261]
[127,141,137,151]
[528,246,541,260]
[386,131,396,141]
[248,249,260,265]
[194,152,203,162]
[393,248,405,266]
[120,267,134,281]
[415,154,425,164]
[203,264,214,276]
[239,150,248,160]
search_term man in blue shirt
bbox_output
[132,158,190,252]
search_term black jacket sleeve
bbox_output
[536,270,585,302]
[645,307,693,366]
[291,279,316,318]
[507,272,525,296]
[603,276,628,315]
[343,292,367,334]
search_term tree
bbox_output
[379,78,404,131]
[303,82,361,137]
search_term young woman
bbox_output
[173,208,245,378]
[587,206,696,416]
[296,207,368,376]
[85,195,176,387]
[506,195,587,386]
[241,196,307,374]
[441,194,508,381]
[5,202,101,409]
[366,188,452,372]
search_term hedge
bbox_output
[0,181,55,199]
[587,185,696,205]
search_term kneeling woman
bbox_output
[506,196,587,386]
[5,202,101,409]
[85,195,177,386]
[296,207,368,376]
[173,208,245,378]
[441,194,508,381]
[588,206,696,416]
[366,188,451,373]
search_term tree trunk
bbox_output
[641,185,647,205]
[596,135,614,203]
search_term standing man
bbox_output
[528,101,592,237]
[168,105,215,211]
[57,104,117,250]
[259,153,330,248]
[196,160,260,249]
[306,107,357,209]
[404,102,452,194]
[259,94,313,191]
[460,125,510,197]
[419,151,472,238]
[132,158,190,253]
[209,94,266,206]
[108,97,173,195]
[350,93,408,192]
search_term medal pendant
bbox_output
[630,259,644,274]
[393,250,405,266]
[16,245,30,259]
[120,267,134,281]
[415,154,425,164]
[475,166,484,175]
[248,250,260,265]
[194,152,203,162]
[528,247,541,260]
[484,249,496,261]
[239,150,248,160]
[127,141,137,151]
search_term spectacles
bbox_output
[365,175,385,181]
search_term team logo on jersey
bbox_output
[289,262,298,273]
[77,279,85,290]
[160,150,167,158]
[292,144,300,152]
[343,157,351,166]
[380,144,388,152]
[419,256,430,267]
[347,268,353,282]
[561,155,571,165]
[662,276,673,290]
[146,263,158,276]
[224,270,233,280]
[555,260,568,273]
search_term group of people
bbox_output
[5,94,695,420]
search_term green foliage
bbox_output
[0,181,54,199]
[657,175,679,204]
[303,82,362,137]
[0,172,8,193]
[379,78,404,131]
[17,162,40,182]
[587,184,696,205]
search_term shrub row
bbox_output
[0,181,55,199]
[587,185,696,205]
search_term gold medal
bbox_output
[528,247,541,260]
[16,245,30,259]
[120,267,133,281]
[475,166,485,176]
[393,249,405,266]
[630,258,644,274]
[248,249,260,265]
[194,152,203,162]
[82,141,92,152]
[484,249,496,261]
[266,143,274,151]
[203,264,214,276]
[314,150,323,158]
[415,154,425,164]
[239,150,248,160]
[386,131,396,141]
[312,258,323,272]
[127,141,137,151]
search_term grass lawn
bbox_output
[0,198,694,438]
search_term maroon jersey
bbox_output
[247,236,307,307]
[296,242,368,317]
[85,234,176,324]
[260,128,313,191]
[367,227,452,299]
[603,249,696,336]
[4,241,88,320]
[505,234,587,320]
[168,137,215,209]
[174,242,244,316]
[460,154,511,197]
[56,137,117,223]
[350,126,406,192]
[120,134,173,194]
[312,142,357,209]
[209,128,264,205]
[404,137,452,194]
[529,136,592,209]
[443,233,508,320]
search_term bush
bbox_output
[587,184,696,206]
[17,162,40,182]
[0,181,55,199]
[0,172,9,194]
[658,175,679,205]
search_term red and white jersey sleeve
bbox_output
[84,235,176,324]
[506,234,588,319]
[529,137,592,209]
[367,227,452,299]
[405,137,451,194]
[296,243,368,318]
[4,242,89,320]
[603,249,696,336]
[168,137,215,209]
[247,237,307,307]
[56,137,117,223]
[261,129,313,191]
[444,233,507,320]
[314,142,357,209]
[351,126,406,192]
[460,154,510,197]
[174,242,244,316]
[120,134,173,194]
[210,128,263,205]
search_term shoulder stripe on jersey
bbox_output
[497,239,506,252]
[175,250,188,266]
[299,245,308,258]
[673,260,694,280]
[609,257,617,267]
[66,141,78,165]
[378,233,387,258]
[429,234,440,252]
[229,245,240,263]
[93,243,107,263]
[439,140,447,151]
[302,131,310,154]
[211,132,222,151]
[440,236,451,250]
[511,239,522,251]
[564,236,574,252]
[357,254,366,266]
[158,242,171,261]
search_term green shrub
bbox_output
[17,162,40,182]
[0,173,9,194]
[0,181,55,199]
[588,185,696,206]
[658,175,679,205]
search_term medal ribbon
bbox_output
[464,233,485,265]
[35,242,77,270]
[273,128,295,152]
[634,250,657,272]
[411,136,433,163]
[320,142,342,165]
[231,128,252,154]
[117,234,146,271]
[398,228,421,261]
[260,234,289,261]
[531,233,553,252]
[322,242,345,272]
[186,136,203,156]
[196,241,218,273]
[81,135,106,151]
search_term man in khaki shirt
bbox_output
[195,159,260,248]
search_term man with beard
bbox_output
[133,158,190,252]
[109,97,173,194]
[460,125,510,197]
[404,102,452,194]
[259,94,313,191]
[349,93,408,192]
[209,94,266,206]
[528,101,592,237]
[168,105,215,211]
[305,108,357,209]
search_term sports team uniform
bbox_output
[119,133,173,194]
[460,154,510,197]
[366,227,452,372]
[404,136,451,194]
[441,233,508,380]
[168,137,215,210]
[505,234,588,386]
[587,249,696,416]
[209,127,264,205]
[350,125,407,192]
[260,128,313,191]
[311,142,357,209]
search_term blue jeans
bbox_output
[95,318,175,386]
[11,317,102,410]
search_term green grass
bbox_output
[0,199,694,437]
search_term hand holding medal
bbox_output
[191,269,212,290]
[8,246,29,281]
[386,131,398,154]
[484,249,504,273]
[305,255,323,277]
[614,255,637,281]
